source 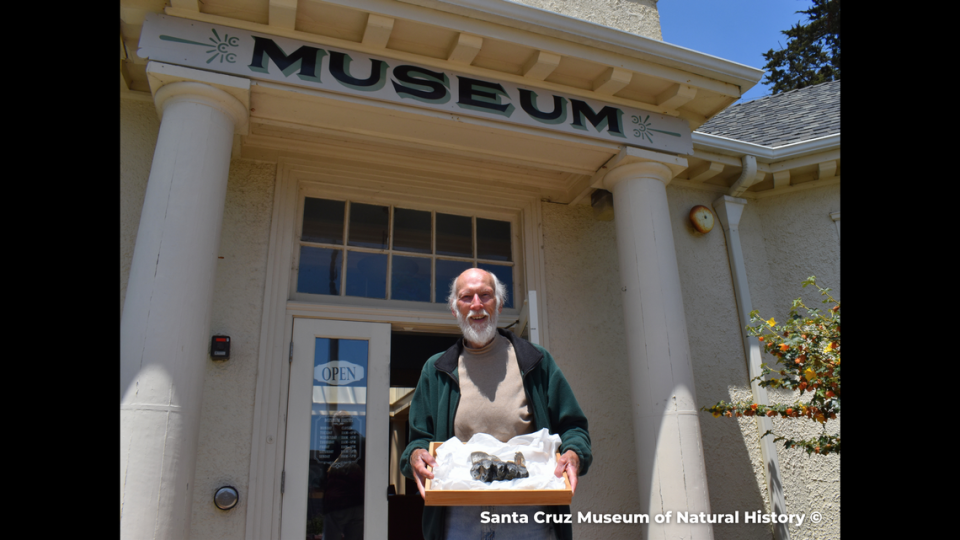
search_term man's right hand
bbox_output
[410,448,437,499]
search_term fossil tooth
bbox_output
[469,451,529,482]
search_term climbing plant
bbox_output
[702,277,840,455]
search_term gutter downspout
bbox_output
[727,154,759,197]
[713,190,790,540]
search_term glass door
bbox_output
[281,319,391,540]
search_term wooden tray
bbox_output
[423,441,573,506]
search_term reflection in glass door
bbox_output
[282,320,390,540]
[308,338,367,539]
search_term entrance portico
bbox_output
[120,3,767,539]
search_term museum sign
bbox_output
[139,13,692,154]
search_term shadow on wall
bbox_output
[633,387,766,539]
[673,186,774,540]
[697,400,769,539]
[540,200,768,538]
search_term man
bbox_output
[400,268,591,540]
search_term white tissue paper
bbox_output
[431,428,567,490]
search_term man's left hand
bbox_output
[554,450,580,495]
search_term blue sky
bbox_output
[658,0,814,104]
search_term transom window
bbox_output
[295,197,515,308]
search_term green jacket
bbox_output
[400,329,592,540]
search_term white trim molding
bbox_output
[692,132,841,163]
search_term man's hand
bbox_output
[554,450,580,495]
[410,448,437,499]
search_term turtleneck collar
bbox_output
[462,333,504,355]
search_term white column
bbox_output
[602,150,713,540]
[713,196,789,540]
[120,79,249,539]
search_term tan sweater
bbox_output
[454,333,534,443]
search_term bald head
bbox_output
[447,268,507,313]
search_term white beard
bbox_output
[457,307,499,347]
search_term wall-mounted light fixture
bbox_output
[689,205,715,233]
[214,486,239,510]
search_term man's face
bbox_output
[452,269,501,347]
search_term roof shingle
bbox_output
[696,80,840,147]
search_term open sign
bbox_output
[315,360,365,385]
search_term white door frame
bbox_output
[280,318,391,540]
[244,160,551,540]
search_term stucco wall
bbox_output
[188,158,276,537]
[740,184,841,538]
[514,0,663,40]
[120,98,277,538]
[540,182,840,539]
[540,201,640,539]
[667,183,841,540]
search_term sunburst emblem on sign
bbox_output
[631,115,681,143]
[159,28,239,64]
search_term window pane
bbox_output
[477,218,512,261]
[393,208,432,254]
[308,338,368,537]
[479,263,514,309]
[298,246,342,295]
[435,259,473,304]
[435,213,472,257]
[302,198,345,245]
[391,255,431,302]
[346,252,387,299]
[348,202,389,249]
